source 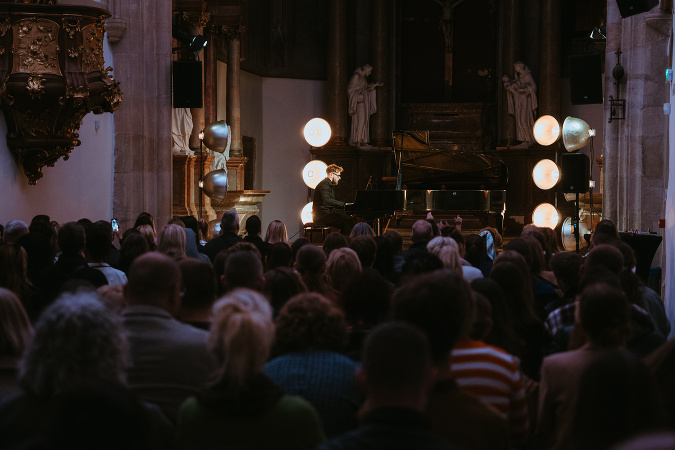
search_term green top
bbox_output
[177,394,326,450]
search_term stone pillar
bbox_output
[370,0,390,148]
[110,0,172,229]
[225,26,245,158]
[538,0,561,118]
[500,0,520,144]
[326,0,348,147]
[186,21,206,150]
[203,27,217,126]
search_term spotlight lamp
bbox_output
[562,217,591,252]
[561,117,595,152]
[304,118,331,147]
[532,159,560,190]
[533,115,561,146]
[172,26,208,54]
[301,202,314,225]
[302,160,327,189]
[532,203,559,229]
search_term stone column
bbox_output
[538,0,561,118]
[500,0,520,144]
[224,26,245,158]
[203,26,217,126]
[370,0,390,148]
[110,0,172,228]
[326,0,348,147]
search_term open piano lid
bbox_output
[392,130,508,190]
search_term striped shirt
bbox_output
[450,339,529,445]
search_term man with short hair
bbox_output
[122,252,215,423]
[243,214,270,258]
[313,164,351,233]
[402,220,433,261]
[317,322,456,450]
[3,220,28,244]
[86,220,127,286]
[202,210,243,262]
[223,250,265,292]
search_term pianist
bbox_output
[312,164,352,233]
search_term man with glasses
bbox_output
[312,164,352,233]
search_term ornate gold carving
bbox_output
[13,0,57,4]
[178,11,210,28]
[26,72,45,99]
[67,46,81,58]
[12,18,61,75]
[0,19,10,37]
[62,18,81,39]
[219,25,246,41]
[81,22,104,73]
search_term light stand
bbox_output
[198,131,204,220]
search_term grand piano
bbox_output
[345,130,507,234]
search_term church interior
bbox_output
[0,0,673,315]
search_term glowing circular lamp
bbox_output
[532,203,559,229]
[301,202,314,225]
[533,115,561,146]
[302,160,328,189]
[532,159,560,190]
[304,118,331,147]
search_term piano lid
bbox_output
[392,130,508,190]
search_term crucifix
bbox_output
[433,0,465,99]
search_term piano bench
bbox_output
[303,224,333,243]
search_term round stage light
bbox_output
[532,203,559,229]
[533,115,560,146]
[561,217,591,251]
[302,160,327,189]
[203,121,230,153]
[561,116,595,152]
[301,202,314,225]
[304,118,331,147]
[202,169,228,200]
[532,159,560,190]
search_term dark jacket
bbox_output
[313,177,345,219]
[203,231,243,262]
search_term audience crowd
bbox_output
[0,211,673,449]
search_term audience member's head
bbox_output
[295,244,332,296]
[569,350,665,450]
[224,251,264,292]
[427,236,462,275]
[207,289,274,389]
[359,322,435,408]
[399,252,443,286]
[584,244,624,276]
[124,252,181,314]
[340,272,392,327]
[220,210,240,235]
[490,251,538,332]
[470,277,520,355]
[133,212,155,234]
[577,283,631,348]
[136,224,156,251]
[0,287,32,358]
[550,251,583,294]
[290,238,310,264]
[468,291,493,341]
[591,219,620,247]
[349,222,375,240]
[0,243,30,295]
[245,215,262,237]
[3,220,28,244]
[179,259,217,311]
[326,247,362,291]
[157,224,186,260]
[30,215,53,237]
[85,221,113,263]
[265,242,292,270]
[349,235,377,268]
[273,293,348,355]
[262,267,306,313]
[322,232,349,258]
[96,285,126,313]
[179,215,200,239]
[264,220,288,244]
[117,229,149,273]
[382,230,403,255]
[464,233,487,268]
[19,290,128,398]
[58,222,86,256]
[542,227,561,254]
[393,270,471,365]
[411,220,433,244]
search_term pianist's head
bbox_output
[326,164,344,185]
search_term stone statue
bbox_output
[502,62,537,147]
[348,64,384,148]
[171,107,194,156]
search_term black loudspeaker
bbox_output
[173,61,202,108]
[561,153,590,194]
[569,54,603,105]
[616,0,659,18]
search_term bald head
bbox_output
[411,220,432,244]
[124,252,181,310]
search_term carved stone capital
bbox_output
[177,11,211,28]
[214,24,245,41]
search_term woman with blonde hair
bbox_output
[0,288,32,398]
[177,288,325,449]
[326,247,362,293]
[136,224,156,251]
[264,220,289,244]
[157,224,186,261]
[427,236,462,275]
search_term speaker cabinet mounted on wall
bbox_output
[616,0,659,18]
